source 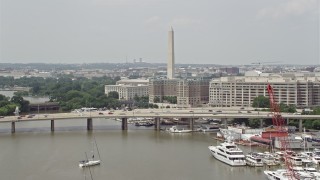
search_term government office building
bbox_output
[209,71,320,108]
[105,79,149,100]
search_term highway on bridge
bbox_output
[0,108,319,123]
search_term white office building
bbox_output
[209,71,320,108]
[105,79,149,100]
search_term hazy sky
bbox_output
[0,0,319,65]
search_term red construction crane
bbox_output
[267,84,296,179]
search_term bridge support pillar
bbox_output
[260,119,263,128]
[189,118,194,131]
[222,118,227,128]
[51,120,54,131]
[287,118,289,125]
[122,118,128,130]
[11,122,15,133]
[87,118,93,131]
[154,118,160,131]
[299,119,303,132]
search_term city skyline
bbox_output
[0,0,319,65]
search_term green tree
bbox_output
[312,120,320,130]
[10,95,29,112]
[287,104,297,113]
[0,94,9,101]
[252,96,269,108]
[154,96,160,103]
[108,91,119,99]
[163,96,177,104]
[248,119,261,128]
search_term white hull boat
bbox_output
[169,126,192,133]
[79,160,101,168]
[246,153,264,167]
[208,142,246,166]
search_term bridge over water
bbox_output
[0,109,319,133]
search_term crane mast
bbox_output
[267,84,296,179]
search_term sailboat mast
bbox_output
[93,136,101,160]
[85,152,94,180]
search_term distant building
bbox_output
[177,79,210,107]
[105,79,149,100]
[209,72,320,108]
[116,79,149,86]
[29,102,60,112]
[148,79,178,103]
[148,78,209,107]
[219,67,240,75]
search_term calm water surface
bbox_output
[0,90,49,103]
[0,118,268,180]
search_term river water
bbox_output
[0,118,268,180]
[0,90,49,104]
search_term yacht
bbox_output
[197,125,219,132]
[264,169,291,180]
[245,152,264,167]
[288,156,303,166]
[262,152,280,166]
[264,169,313,180]
[169,126,192,133]
[304,167,320,179]
[312,149,320,165]
[291,167,315,180]
[208,142,246,166]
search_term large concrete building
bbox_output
[148,78,210,107]
[177,79,210,107]
[105,79,149,100]
[209,71,320,108]
[167,27,175,79]
[148,79,178,103]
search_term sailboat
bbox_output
[83,152,94,180]
[79,137,101,168]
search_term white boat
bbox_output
[79,159,101,168]
[288,156,303,166]
[197,125,219,132]
[245,152,264,167]
[313,149,320,165]
[296,152,313,164]
[264,169,289,180]
[262,152,280,166]
[304,167,320,179]
[264,169,313,180]
[169,126,192,133]
[292,167,315,180]
[79,137,101,168]
[208,141,246,166]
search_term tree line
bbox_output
[0,75,160,113]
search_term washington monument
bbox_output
[167,27,175,79]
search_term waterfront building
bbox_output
[209,71,320,107]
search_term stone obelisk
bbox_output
[167,27,174,79]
